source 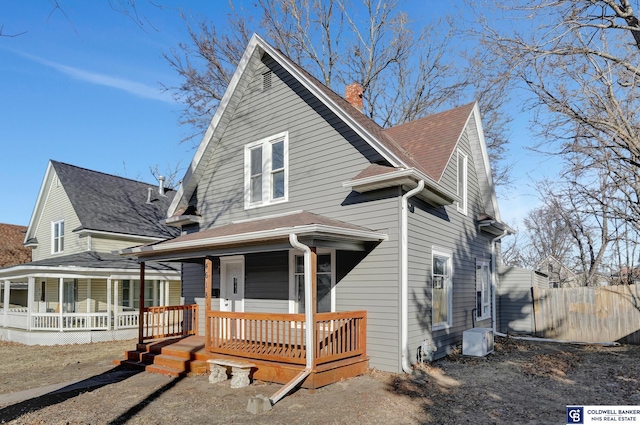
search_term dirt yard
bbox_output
[0,336,638,424]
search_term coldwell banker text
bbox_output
[568,406,640,424]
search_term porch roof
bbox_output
[119,211,388,259]
[0,251,179,279]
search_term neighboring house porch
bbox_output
[0,251,180,345]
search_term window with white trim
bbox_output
[52,220,64,253]
[476,259,491,321]
[457,150,468,215]
[121,280,160,309]
[432,248,453,329]
[289,250,335,314]
[244,132,288,208]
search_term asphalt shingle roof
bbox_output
[51,161,179,239]
[0,223,31,267]
[26,251,178,271]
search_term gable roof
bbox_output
[168,34,502,223]
[384,102,476,181]
[0,223,31,268]
[25,161,180,244]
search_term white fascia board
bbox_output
[437,103,477,185]
[343,168,456,203]
[74,228,166,242]
[168,35,262,218]
[0,265,179,280]
[254,34,407,169]
[24,161,54,245]
[120,224,388,257]
[161,215,202,228]
[471,103,502,222]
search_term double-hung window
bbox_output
[290,250,335,314]
[476,259,491,321]
[52,220,64,253]
[432,248,453,330]
[244,132,288,208]
[457,150,468,215]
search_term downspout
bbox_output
[269,233,314,405]
[401,180,424,373]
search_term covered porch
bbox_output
[0,252,181,344]
[122,211,386,391]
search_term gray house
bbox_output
[120,34,511,383]
[0,161,181,345]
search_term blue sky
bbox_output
[0,1,547,229]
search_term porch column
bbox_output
[106,278,112,331]
[58,277,64,331]
[159,281,164,306]
[3,280,10,327]
[113,279,119,330]
[205,257,213,349]
[27,277,35,331]
[87,279,92,313]
[138,262,145,344]
[310,247,318,368]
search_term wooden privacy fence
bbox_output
[532,284,640,344]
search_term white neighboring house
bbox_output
[0,160,181,345]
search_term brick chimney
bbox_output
[345,82,363,112]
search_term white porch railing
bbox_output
[0,309,141,331]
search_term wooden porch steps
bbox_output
[115,337,208,377]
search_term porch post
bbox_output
[205,257,213,349]
[106,278,112,331]
[159,281,165,306]
[164,281,170,306]
[3,280,10,327]
[58,277,64,331]
[27,277,35,331]
[87,279,92,313]
[113,279,119,330]
[310,247,318,368]
[138,262,145,345]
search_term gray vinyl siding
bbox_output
[182,262,208,305]
[181,52,402,372]
[91,237,150,253]
[244,252,288,313]
[406,122,494,362]
[497,265,536,334]
[31,170,83,261]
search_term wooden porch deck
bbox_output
[117,335,369,390]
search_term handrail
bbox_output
[142,304,199,340]
[206,310,367,365]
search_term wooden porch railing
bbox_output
[206,310,367,365]
[142,304,198,340]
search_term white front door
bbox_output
[221,257,245,313]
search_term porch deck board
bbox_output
[120,335,368,389]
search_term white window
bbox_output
[289,250,335,314]
[121,280,159,309]
[62,279,77,313]
[476,259,491,321]
[244,132,288,208]
[457,150,468,215]
[52,220,64,253]
[432,248,453,330]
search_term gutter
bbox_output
[269,233,315,405]
[401,180,425,373]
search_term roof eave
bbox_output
[118,224,388,258]
[161,215,203,228]
[343,168,456,206]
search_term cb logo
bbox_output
[567,406,584,424]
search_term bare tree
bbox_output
[162,0,513,185]
[473,0,640,227]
